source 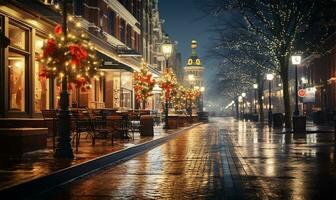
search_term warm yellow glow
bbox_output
[76,22,81,27]
[291,55,302,65]
[200,87,205,92]
[266,73,274,80]
[161,43,173,59]
[188,74,195,81]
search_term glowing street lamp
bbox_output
[291,55,302,116]
[266,73,274,124]
[161,39,173,129]
[253,84,258,114]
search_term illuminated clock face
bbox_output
[196,59,201,65]
[188,59,193,65]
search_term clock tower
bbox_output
[184,40,204,88]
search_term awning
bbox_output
[96,51,134,72]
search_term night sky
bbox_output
[158,0,215,83]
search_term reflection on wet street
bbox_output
[216,117,336,199]
[39,117,336,199]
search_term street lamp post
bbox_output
[241,92,246,119]
[188,74,195,123]
[266,73,274,125]
[292,55,302,116]
[253,84,258,114]
[54,0,74,159]
[200,86,205,112]
[161,40,173,129]
[238,96,243,119]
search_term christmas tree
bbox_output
[133,59,156,109]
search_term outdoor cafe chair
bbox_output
[71,109,96,151]
[41,109,58,150]
[87,109,115,146]
[108,115,131,141]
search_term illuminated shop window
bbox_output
[121,71,132,109]
[8,52,25,112]
[34,35,50,112]
[8,24,27,50]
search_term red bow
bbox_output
[69,44,88,65]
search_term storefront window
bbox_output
[113,72,121,108]
[34,35,49,112]
[8,52,25,112]
[121,71,132,109]
[8,24,27,50]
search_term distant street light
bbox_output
[242,92,246,119]
[266,73,274,124]
[253,84,258,114]
[291,55,302,116]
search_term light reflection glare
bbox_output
[306,134,317,144]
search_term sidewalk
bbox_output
[0,125,192,191]
[255,120,334,134]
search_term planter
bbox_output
[272,113,284,128]
[293,116,306,133]
[168,115,179,129]
[178,115,188,127]
[313,111,325,124]
[197,112,209,122]
[140,115,154,136]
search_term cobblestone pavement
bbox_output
[38,117,336,199]
[38,120,262,200]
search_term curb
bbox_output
[0,123,202,199]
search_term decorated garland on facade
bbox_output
[133,59,156,105]
[37,23,101,90]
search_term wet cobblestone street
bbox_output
[38,117,336,199]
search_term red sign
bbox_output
[298,89,306,97]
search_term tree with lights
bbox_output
[133,59,156,109]
[171,85,186,113]
[38,0,101,158]
[202,0,336,129]
[159,68,178,128]
[208,16,277,121]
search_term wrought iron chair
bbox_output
[41,109,58,150]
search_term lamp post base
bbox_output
[54,90,74,159]
[268,110,273,125]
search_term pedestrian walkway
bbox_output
[0,125,180,191]
[36,120,262,200]
[26,117,336,199]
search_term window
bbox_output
[8,24,27,50]
[121,71,132,109]
[74,0,83,15]
[120,18,126,43]
[34,35,49,112]
[8,23,28,112]
[8,52,25,112]
[126,24,132,47]
[107,9,116,36]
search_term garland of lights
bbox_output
[37,23,101,90]
[133,59,156,105]
[158,68,178,102]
